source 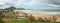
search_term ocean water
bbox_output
[23,10,60,15]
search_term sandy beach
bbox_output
[28,13,60,22]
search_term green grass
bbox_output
[5,19,29,23]
[4,19,39,23]
[2,19,60,23]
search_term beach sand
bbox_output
[28,13,60,22]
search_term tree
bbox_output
[0,11,5,23]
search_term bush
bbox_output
[38,17,44,22]
[52,16,57,22]
[28,14,36,23]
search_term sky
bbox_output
[0,0,60,9]
[0,0,60,14]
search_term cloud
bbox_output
[0,0,46,8]
[47,0,60,8]
[0,0,60,9]
[0,2,6,5]
[0,0,16,4]
[23,0,46,6]
[47,4,59,7]
[15,0,46,6]
[15,0,60,8]
[49,0,60,5]
[15,0,24,6]
[0,5,11,9]
[0,0,16,9]
[0,0,17,5]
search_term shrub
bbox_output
[38,17,44,22]
[28,14,36,23]
[42,17,52,23]
[52,16,57,22]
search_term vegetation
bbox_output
[4,19,60,23]
[0,6,59,23]
[23,13,28,18]
[28,14,35,23]
[0,10,5,23]
[52,16,57,22]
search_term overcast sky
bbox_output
[0,0,60,14]
[0,0,60,9]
